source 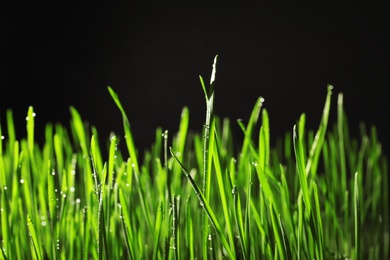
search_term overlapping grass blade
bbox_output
[293,124,311,216]
[153,200,163,260]
[232,185,247,259]
[27,213,42,260]
[107,86,153,236]
[169,147,234,259]
[212,134,236,258]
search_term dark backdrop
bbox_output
[1,3,389,158]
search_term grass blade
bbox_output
[170,147,234,259]
[232,185,247,259]
[27,213,42,260]
[118,189,135,259]
[212,135,236,257]
[354,172,361,260]
[293,124,311,216]
[199,55,218,259]
[153,200,163,260]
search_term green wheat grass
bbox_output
[0,55,388,259]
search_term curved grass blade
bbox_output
[169,147,234,259]
[305,84,333,178]
[238,96,264,173]
[107,86,140,175]
[108,86,153,235]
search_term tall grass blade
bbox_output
[256,126,274,205]
[305,85,332,178]
[337,92,347,198]
[293,124,311,216]
[199,54,218,259]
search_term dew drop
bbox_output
[76,198,81,204]
[20,179,25,184]
[70,187,75,192]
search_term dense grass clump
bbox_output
[0,56,388,259]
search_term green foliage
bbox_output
[0,56,388,259]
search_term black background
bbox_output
[1,3,389,159]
